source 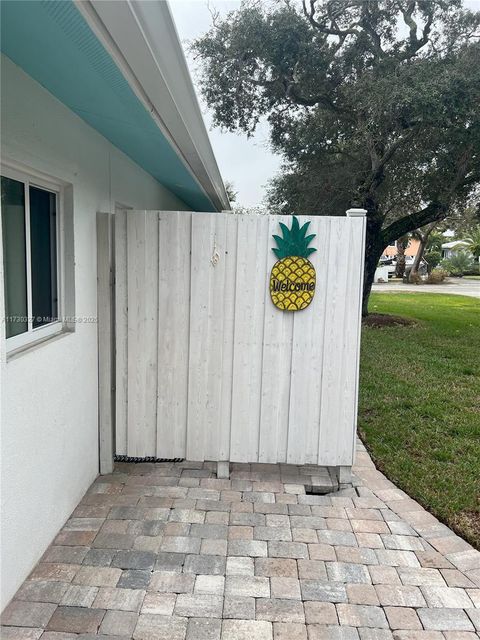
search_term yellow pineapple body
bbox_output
[270,256,316,311]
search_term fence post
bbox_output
[97,212,114,474]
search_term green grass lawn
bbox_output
[359,293,480,548]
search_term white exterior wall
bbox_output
[0,55,189,610]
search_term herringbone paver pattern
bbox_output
[2,441,480,639]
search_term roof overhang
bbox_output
[0,0,229,212]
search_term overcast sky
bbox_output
[170,0,480,208]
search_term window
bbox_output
[2,168,63,350]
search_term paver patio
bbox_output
[2,441,480,639]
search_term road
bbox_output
[373,278,480,299]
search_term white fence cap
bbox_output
[346,208,367,217]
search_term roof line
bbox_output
[74,0,229,211]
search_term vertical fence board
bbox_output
[217,214,238,461]
[97,212,114,474]
[114,211,128,455]
[204,215,229,460]
[230,215,268,462]
[126,212,147,456]
[144,213,159,456]
[258,215,294,463]
[156,212,191,458]
[317,217,351,465]
[187,213,229,461]
[337,216,366,464]
[287,217,330,464]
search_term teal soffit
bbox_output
[0,0,216,211]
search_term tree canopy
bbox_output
[193,0,480,313]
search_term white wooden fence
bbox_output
[112,210,366,468]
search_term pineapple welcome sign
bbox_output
[270,216,317,311]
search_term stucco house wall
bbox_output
[0,54,189,609]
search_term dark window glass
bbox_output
[29,185,58,328]
[1,176,27,338]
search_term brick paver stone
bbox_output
[194,574,225,595]
[1,601,57,628]
[346,584,379,605]
[270,577,302,599]
[15,580,70,604]
[111,550,156,570]
[42,546,89,564]
[72,566,121,587]
[141,593,176,615]
[273,622,307,639]
[397,567,445,586]
[221,619,273,640]
[466,608,480,630]
[226,557,254,576]
[201,539,228,556]
[327,563,371,584]
[92,587,145,612]
[60,585,98,607]
[306,625,360,640]
[256,598,305,623]
[118,569,152,590]
[0,627,43,640]
[99,609,138,636]
[149,572,194,593]
[133,614,188,640]
[300,580,348,603]
[184,554,226,575]
[268,542,309,559]
[223,596,255,619]
[304,601,338,624]
[384,606,422,630]
[374,584,426,607]
[28,564,79,583]
[186,617,222,640]
[46,606,105,633]
[228,540,267,557]
[174,593,223,618]
[160,536,201,554]
[255,558,298,578]
[418,608,475,631]
[391,632,443,640]
[421,585,473,608]
[225,575,270,598]
[357,630,393,640]
[336,604,389,629]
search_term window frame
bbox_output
[2,164,65,352]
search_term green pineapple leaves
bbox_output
[272,216,317,259]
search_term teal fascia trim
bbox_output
[0,0,216,211]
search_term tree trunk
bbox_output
[408,223,436,281]
[395,237,409,278]
[409,236,427,279]
[361,219,384,317]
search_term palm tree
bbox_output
[465,227,480,260]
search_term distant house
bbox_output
[382,238,421,259]
[441,240,470,259]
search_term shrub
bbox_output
[408,271,422,284]
[427,269,447,284]
[425,250,441,271]
[440,251,474,276]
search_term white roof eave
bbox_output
[74,0,229,211]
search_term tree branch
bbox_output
[381,201,449,244]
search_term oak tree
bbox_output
[193,0,480,314]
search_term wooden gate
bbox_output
[110,210,365,467]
